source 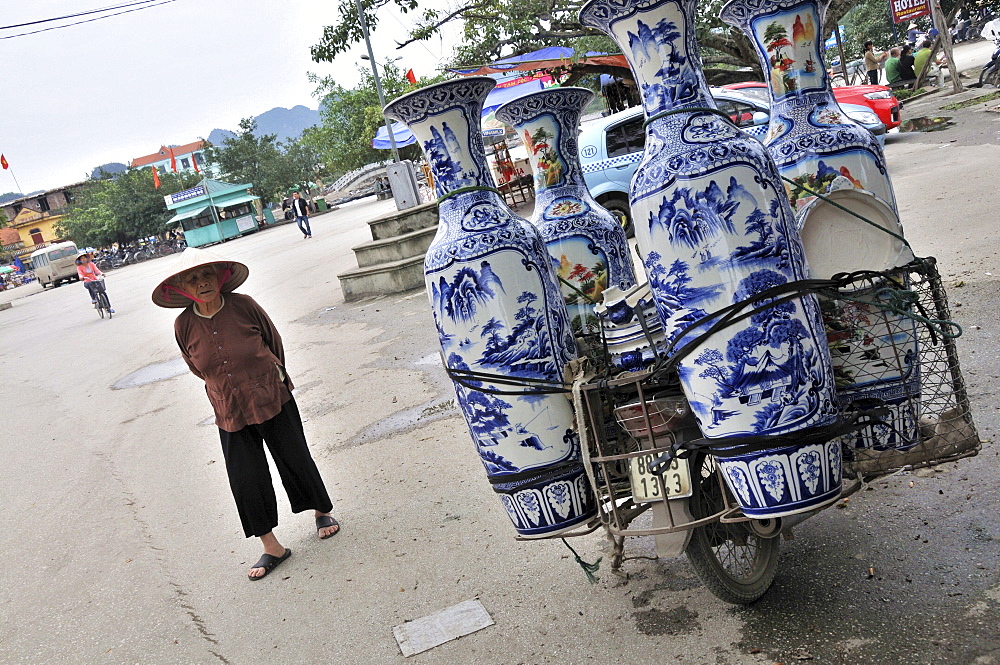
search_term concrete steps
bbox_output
[352,225,437,268]
[369,202,439,240]
[337,201,438,302]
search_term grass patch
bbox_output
[894,87,930,101]
[942,90,1000,110]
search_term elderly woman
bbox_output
[153,248,339,580]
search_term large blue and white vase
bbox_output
[494,87,637,335]
[719,0,920,459]
[580,0,842,516]
[720,0,900,229]
[384,78,596,538]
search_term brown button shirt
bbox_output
[175,292,294,432]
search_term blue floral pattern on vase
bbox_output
[718,441,843,517]
[385,77,596,538]
[581,0,842,517]
[720,0,899,218]
[495,87,637,335]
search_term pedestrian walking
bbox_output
[153,247,340,580]
[291,191,312,239]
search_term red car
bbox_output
[722,81,902,130]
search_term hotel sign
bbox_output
[890,0,930,24]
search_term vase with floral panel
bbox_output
[580,0,842,516]
[384,78,596,538]
[495,87,637,335]
[720,0,900,225]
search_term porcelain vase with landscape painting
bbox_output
[384,77,596,537]
[720,0,922,458]
[495,87,637,335]
[580,0,843,516]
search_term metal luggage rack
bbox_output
[828,257,982,478]
[572,367,734,534]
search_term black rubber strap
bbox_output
[643,106,735,129]
[646,406,892,475]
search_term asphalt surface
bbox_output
[1,58,999,665]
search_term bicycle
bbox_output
[88,278,113,319]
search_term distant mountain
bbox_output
[90,162,128,179]
[207,128,237,146]
[1,190,44,203]
[207,105,320,147]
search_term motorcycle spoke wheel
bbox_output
[685,453,779,605]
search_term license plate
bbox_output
[629,452,693,502]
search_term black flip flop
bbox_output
[316,515,341,540]
[248,548,292,581]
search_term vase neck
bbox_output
[721,0,835,105]
[494,88,593,197]
[580,0,715,117]
[384,78,497,199]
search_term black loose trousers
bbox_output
[218,397,333,538]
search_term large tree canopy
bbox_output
[56,169,201,248]
[301,63,432,178]
[311,0,871,84]
[205,119,294,205]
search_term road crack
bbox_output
[94,450,228,657]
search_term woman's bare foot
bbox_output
[249,532,288,579]
[315,511,340,539]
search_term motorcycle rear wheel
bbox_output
[981,65,999,88]
[685,452,780,605]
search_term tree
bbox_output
[205,118,288,205]
[301,62,428,178]
[311,0,878,85]
[56,168,200,247]
[279,138,329,192]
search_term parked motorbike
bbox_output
[976,19,1000,87]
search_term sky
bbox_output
[0,0,460,194]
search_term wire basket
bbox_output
[822,257,981,477]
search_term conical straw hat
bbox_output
[151,247,249,308]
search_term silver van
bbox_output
[30,241,80,288]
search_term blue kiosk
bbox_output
[166,179,269,247]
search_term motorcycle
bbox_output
[546,258,981,605]
[976,19,1000,87]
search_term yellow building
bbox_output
[1,182,84,258]
[9,208,66,251]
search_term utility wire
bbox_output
[0,0,177,40]
[0,0,161,30]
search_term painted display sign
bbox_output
[166,185,206,205]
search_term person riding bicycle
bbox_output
[76,252,114,313]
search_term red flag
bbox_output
[191,152,200,173]
[0,154,8,170]
[151,166,161,189]
[405,69,417,85]
[169,146,177,172]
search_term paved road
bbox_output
[1,96,998,664]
